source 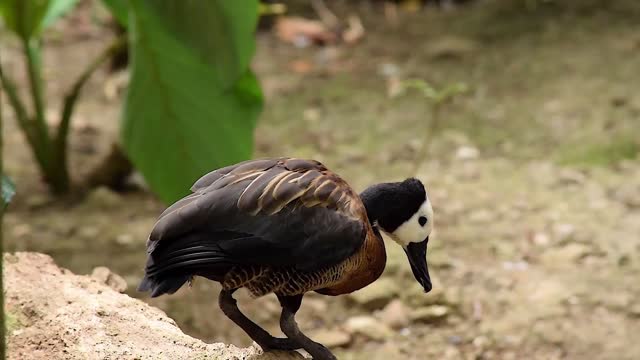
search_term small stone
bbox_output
[344,316,394,341]
[304,298,328,314]
[78,226,100,240]
[86,187,123,209]
[115,234,135,246]
[556,169,587,185]
[611,183,640,209]
[541,243,591,264]
[553,223,575,242]
[25,194,51,209]
[427,36,477,59]
[377,299,410,329]
[455,146,480,160]
[91,267,128,293]
[629,304,640,318]
[468,209,495,224]
[403,278,445,307]
[532,232,550,246]
[309,329,351,348]
[378,63,399,78]
[410,305,449,324]
[348,277,400,310]
[472,335,490,349]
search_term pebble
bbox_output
[348,277,400,310]
[86,187,123,209]
[344,316,394,341]
[309,329,351,348]
[611,183,640,209]
[377,299,410,329]
[541,243,592,264]
[455,145,480,160]
[410,305,450,324]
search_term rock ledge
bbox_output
[4,252,304,360]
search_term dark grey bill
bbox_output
[404,238,432,293]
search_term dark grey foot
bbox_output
[218,290,301,351]
[278,295,337,360]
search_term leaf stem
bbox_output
[0,73,5,360]
[0,80,7,360]
[0,59,49,171]
[23,38,51,148]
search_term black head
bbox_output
[360,178,433,293]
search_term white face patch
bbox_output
[388,197,433,246]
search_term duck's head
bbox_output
[360,178,434,293]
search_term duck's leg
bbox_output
[218,289,301,351]
[277,294,337,360]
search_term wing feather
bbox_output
[146,158,367,273]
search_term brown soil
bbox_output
[3,1,640,359]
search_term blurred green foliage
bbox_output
[1,175,15,210]
[558,137,639,166]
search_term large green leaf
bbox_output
[0,0,49,40]
[1,175,15,209]
[122,0,262,204]
[145,0,258,89]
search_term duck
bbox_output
[138,157,434,360]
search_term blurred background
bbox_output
[2,0,640,359]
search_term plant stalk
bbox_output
[0,69,6,360]
[412,103,442,174]
[0,58,50,178]
[52,36,128,193]
[22,38,51,152]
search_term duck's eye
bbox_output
[418,216,427,227]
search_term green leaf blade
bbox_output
[0,0,50,40]
[41,0,79,29]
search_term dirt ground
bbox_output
[3,1,640,359]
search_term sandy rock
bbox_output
[344,316,394,341]
[410,305,450,324]
[348,277,400,310]
[308,329,351,348]
[91,266,128,293]
[4,252,306,360]
[377,299,410,329]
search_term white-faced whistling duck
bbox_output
[138,157,434,360]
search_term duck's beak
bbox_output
[404,237,432,293]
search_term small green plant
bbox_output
[0,0,125,194]
[557,136,639,167]
[0,77,12,360]
[1,1,263,202]
[396,79,469,172]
